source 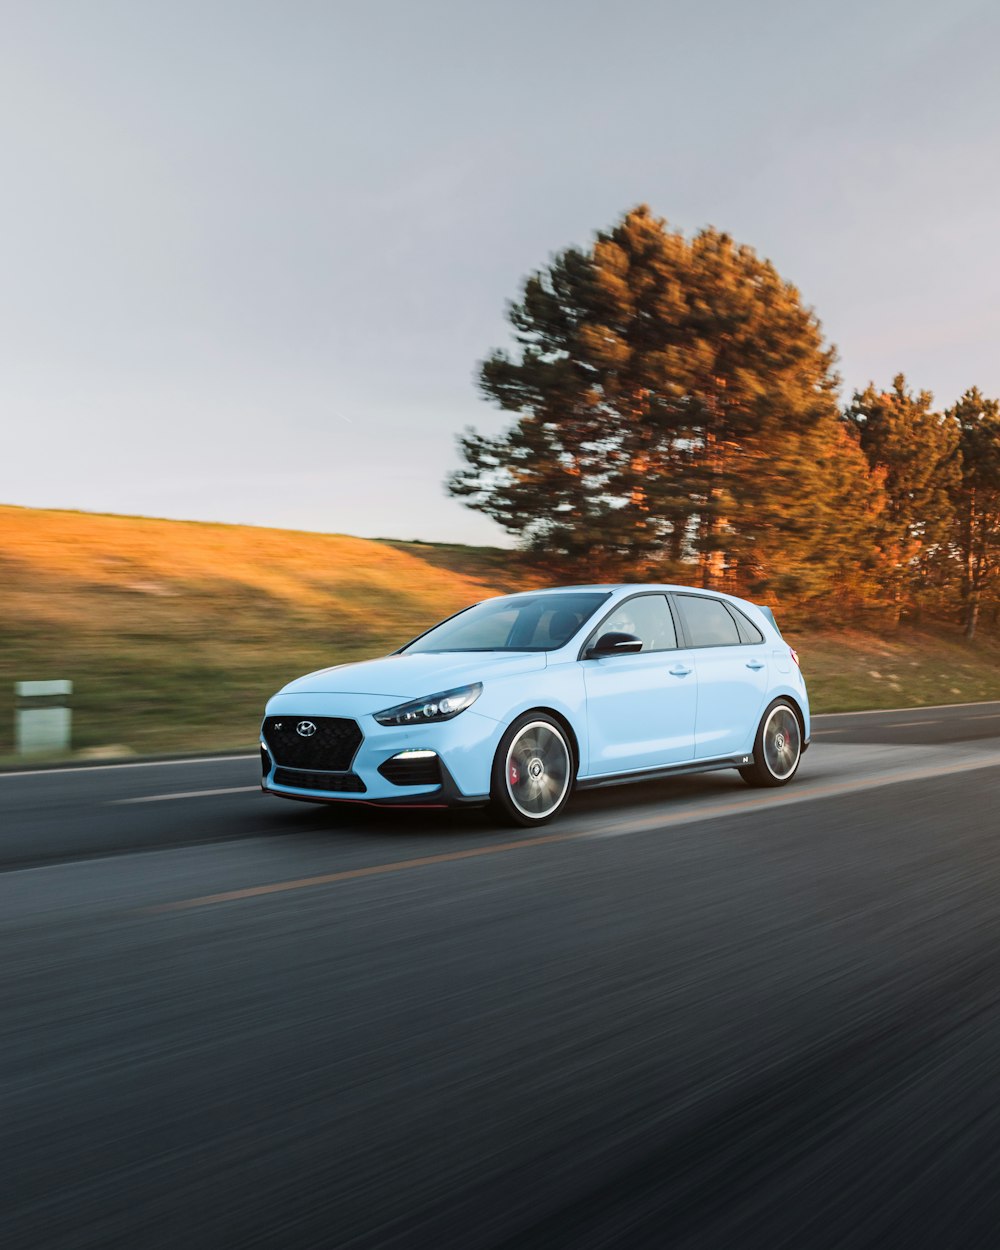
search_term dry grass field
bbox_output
[2,504,1000,762]
[0,505,540,759]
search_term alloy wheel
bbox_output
[762,704,801,780]
[504,720,572,820]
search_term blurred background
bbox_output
[7,8,1000,1250]
[3,0,1000,757]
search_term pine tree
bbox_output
[730,421,885,614]
[450,205,879,603]
[845,376,958,620]
[946,389,1000,640]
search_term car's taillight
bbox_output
[789,647,800,668]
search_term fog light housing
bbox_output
[378,750,442,787]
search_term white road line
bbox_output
[1,754,256,780]
[110,786,260,805]
[884,719,942,727]
[815,699,1000,719]
[4,703,1000,783]
[590,750,1000,839]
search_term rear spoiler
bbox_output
[756,605,782,637]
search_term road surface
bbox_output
[4,703,1000,1247]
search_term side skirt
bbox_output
[576,755,753,792]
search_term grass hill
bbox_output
[2,503,1000,762]
[0,505,542,760]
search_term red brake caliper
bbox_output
[509,763,520,786]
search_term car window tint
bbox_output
[432,605,520,650]
[520,606,588,648]
[726,604,765,644]
[600,595,677,652]
[404,591,610,652]
[675,595,741,646]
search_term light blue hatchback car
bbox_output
[261,585,810,826]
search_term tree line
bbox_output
[448,206,1000,640]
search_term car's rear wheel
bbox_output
[491,713,574,827]
[739,699,802,788]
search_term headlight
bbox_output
[373,683,482,727]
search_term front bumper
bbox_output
[262,754,487,808]
[260,694,497,807]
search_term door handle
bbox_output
[669,665,692,677]
[746,660,765,671]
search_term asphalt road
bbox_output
[4,702,1000,1247]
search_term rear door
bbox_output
[581,594,697,775]
[671,593,770,759]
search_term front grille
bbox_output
[262,716,362,771]
[379,755,442,787]
[273,767,367,793]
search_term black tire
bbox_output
[491,712,575,827]
[739,699,802,788]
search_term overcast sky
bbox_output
[2,0,998,546]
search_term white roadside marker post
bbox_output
[15,680,73,755]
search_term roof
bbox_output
[499,583,769,609]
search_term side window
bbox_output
[598,595,677,652]
[725,604,765,645]
[674,595,741,647]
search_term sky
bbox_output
[2,0,999,547]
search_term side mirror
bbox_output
[586,631,644,658]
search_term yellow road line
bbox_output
[146,830,587,911]
[146,750,1000,914]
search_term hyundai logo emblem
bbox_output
[296,720,318,738]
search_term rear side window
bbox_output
[674,595,740,647]
[595,594,678,652]
[725,604,765,645]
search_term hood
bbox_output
[279,650,548,699]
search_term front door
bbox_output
[582,594,697,775]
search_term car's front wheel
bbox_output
[739,699,802,788]
[491,713,574,827]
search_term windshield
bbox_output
[402,592,610,653]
